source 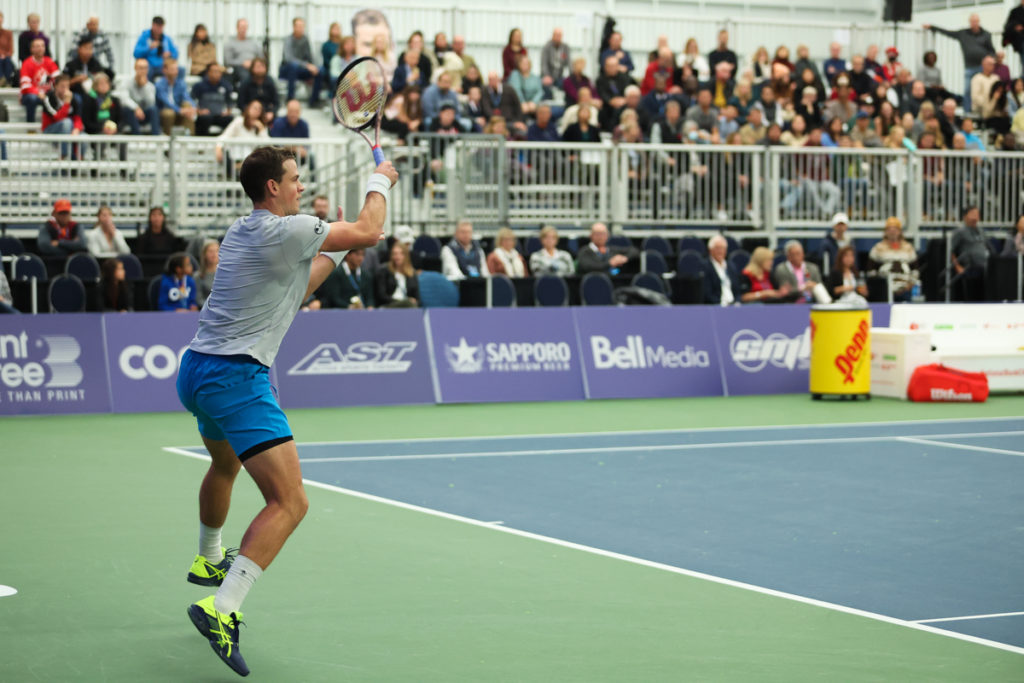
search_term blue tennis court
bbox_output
[177,415,1024,654]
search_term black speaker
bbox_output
[884,0,912,23]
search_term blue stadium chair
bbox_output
[580,272,614,306]
[48,274,86,312]
[632,271,667,296]
[723,234,741,254]
[525,236,543,256]
[488,274,516,307]
[773,252,788,269]
[678,235,706,256]
[534,274,569,306]
[641,235,672,259]
[66,253,101,283]
[728,249,750,273]
[117,253,144,281]
[608,235,632,249]
[643,250,668,275]
[853,237,876,255]
[564,236,579,255]
[0,236,25,257]
[12,253,47,282]
[675,249,705,279]
[148,275,163,310]
[418,271,459,308]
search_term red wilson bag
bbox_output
[907,364,989,402]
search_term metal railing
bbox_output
[3,133,1024,246]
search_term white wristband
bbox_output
[321,250,348,267]
[366,173,390,200]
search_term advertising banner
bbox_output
[574,307,724,399]
[0,313,110,415]
[103,311,199,413]
[427,308,585,403]
[275,309,435,408]
[714,305,812,396]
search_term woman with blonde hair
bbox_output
[867,216,919,300]
[678,38,709,81]
[751,46,771,84]
[375,241,419,307]
[486,227,528,277]
[196,239,219,307]
[740,246,793,303]
[529,225,574,275]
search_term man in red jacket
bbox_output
[19,37,59,122]
[41,74,83,160]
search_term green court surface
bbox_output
[2,394,1023,681]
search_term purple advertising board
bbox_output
[714,305,811,396]
[574,307,725,399]
[275,309,435,408]
[0,313,111,415]
[427,308,585,403]
[103,312,199,413]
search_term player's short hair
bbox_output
[240,147,297,203]
[352,9,390,34]
[312,195,329,204]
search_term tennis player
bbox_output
[176,145,397,676]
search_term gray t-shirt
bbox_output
[224,38,264,69]
[190,210,329,366]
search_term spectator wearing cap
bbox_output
[38,199,87,257]
[850,110,882,147]
[0,12,14,87]
[67,17,115,73]
[18,12,51,62]
[134,16,179,82]
[823,212,851,267]
[881,47,902,82]
[823,42,848,86]
[924,15,995,114]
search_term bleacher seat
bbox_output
[632,272,667,296]
[0,236,25,257]
[148,276,163,310]
[525,236,542,256]
[534,274,569,306]
[723,235,741,254]
[66,253,101,283]
[48,274,86,312]
[12,253,47,282]
[580,272,614,306]
[675,250,705,279]
[643,250,668,275]
[641,235,672,259]
[678,235,706,257]
[728,249,750,273]
[608,235,632,249]
[117,254,144,281]
[489,274,516,307]
[418,271,459,307]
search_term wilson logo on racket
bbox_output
[340,82,375,112]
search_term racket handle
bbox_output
[372,145,385,166]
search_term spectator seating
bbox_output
[728,249,750,273]
[524,235,543,256]
[632,272,667,296]
[0,236,25,256]
[418,271,459,307]
[642,250,668,276]
[148,276,163,310]
[674,249,706,304]
[678,235,706,257]
[641,235,672,260]
[608,235,632,249]
[12,253,47,282]
[535,274,569,306]
[117,253,144,281]
[48,274,86,313]
[412,234,443,272]
[66,253,102,283]
[489,274,517,307]
[580,272,614,306]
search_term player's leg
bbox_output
[187,437,242,586]
[235,440,308,569]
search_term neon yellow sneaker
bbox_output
[187,548,236,586]
[188,595,249,677]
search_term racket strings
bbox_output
[333,60,387,130]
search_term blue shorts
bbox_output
[176,349,293,461]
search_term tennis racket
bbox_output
[333,56,388,165]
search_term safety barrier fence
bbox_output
[2,133,1023,245]
[0,304,898,416]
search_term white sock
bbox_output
[214,555,262,615]
[199,523,223,562]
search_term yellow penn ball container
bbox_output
[809,305,872,400]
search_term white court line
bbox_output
[292,431,1024,464]
[165,414,1024,450]
[896,437,1024,458]
[914,611,1024,624]
[161,445,1024,657]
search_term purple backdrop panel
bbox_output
[104,312,199,413]
[275,309,434,408]
[714,305,813,396]
[870,303,891,328]
[428,308,585,403]
[0,313,110,415]
[574,307,724,399]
